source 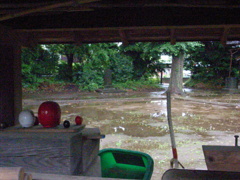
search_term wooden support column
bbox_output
[221,27,230,46]
[0,27,22,127]
[0,45,14,126]
[13,45,22,125]
[119,30,129,46]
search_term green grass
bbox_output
[113,79,164,91]
[23,77,165,92]
[184,78,224,89]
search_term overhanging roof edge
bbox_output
[14,24,240,32]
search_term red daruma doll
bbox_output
[38,101,61,128]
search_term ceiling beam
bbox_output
[144,3,240,8]
[0,0,99,21]
[15,24,240,32]
[83,1,240,9]
[12,24,240,44]
[0,2,53,8]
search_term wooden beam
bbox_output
[12,24,240,44]
[0,0,99,21]
[82,1,240,9]
[74,32,83,46]
[170,29,176,45]
[144,3,240,8]
[15,24,240,32]
[0,2,53,8]
[119,30,129,46]
[20,33,38,48]
[130,35,223,41]
[220,27,230,46]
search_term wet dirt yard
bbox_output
[23,88,240,179]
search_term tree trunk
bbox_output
[66,53,74,81]
[167,52,184,95]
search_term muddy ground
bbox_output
[23,87,240,179]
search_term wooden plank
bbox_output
[24,173,32,180]
[0,128,100,175]
[81,137,99,173]
[15,24,240,32]
[202,145,240,172]
[13,25,240,43]
[81,1,240,9]
[0,167,25,180]
[0,132,76,174]
[3,124,85,133]
[0,0,100,21]
[162,169,240,180]
[31,173,126,180]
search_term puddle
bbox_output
[23,90,240,179]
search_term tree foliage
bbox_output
[42,43,134,91]
[121,42,166,79]
[185,42,239,84]
[21,45,59,87]
[21,41,237,91]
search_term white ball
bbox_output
[19,110,35,128]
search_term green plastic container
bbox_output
[98,148,154,180]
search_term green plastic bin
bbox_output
[98,148,154,180]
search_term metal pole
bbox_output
[166,91,179,168]
[229,51,233,78]
[235,135,239,147]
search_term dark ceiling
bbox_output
[1,0,240,45]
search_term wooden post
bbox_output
[13,45,22,125]
[170,29,176,45]
[0,26,22,127]
[0,45,15,127]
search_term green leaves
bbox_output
[22,41,232,92]
[21,45,59,87]
[185,41,239,87]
